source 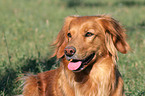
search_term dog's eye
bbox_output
[67,33,72,38]
[85,32,94,37]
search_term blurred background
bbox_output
[0,0,145,95]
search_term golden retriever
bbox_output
[23,15,130,96]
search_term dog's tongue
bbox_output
[68,61,82,71]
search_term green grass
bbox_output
[0,0,145,95]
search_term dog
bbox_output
[23,15,130,96]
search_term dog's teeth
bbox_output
[70,59,73,62]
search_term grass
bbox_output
[0,0,145,95]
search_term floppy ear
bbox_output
[52,16,76,58]
[99,16,130,57]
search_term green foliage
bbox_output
[0,0,145,95]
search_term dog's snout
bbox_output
[64,46,76,57]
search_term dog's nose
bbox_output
[64,46,76,57]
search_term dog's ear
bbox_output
[99,16,130,56]
[52,16,76,58]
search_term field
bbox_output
[0,0,145,95]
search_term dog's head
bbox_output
[53,15,129,72]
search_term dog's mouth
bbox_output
[67,53,95,72]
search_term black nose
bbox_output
[64,46,76,57]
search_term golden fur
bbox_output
[23,15,129,96]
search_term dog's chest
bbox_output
[74,79,113,96]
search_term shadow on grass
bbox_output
[115,0,145,6]
[21,56,57,73]
[65,0,106,7]
[0,68,18,95]
[0,56,57,95]
[138,20,145,28]
[65,0,145,8]
[138,91,145,96]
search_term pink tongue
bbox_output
[68,61,82,71]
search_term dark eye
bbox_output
[85,32,94,37]
[67,33,72,37]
